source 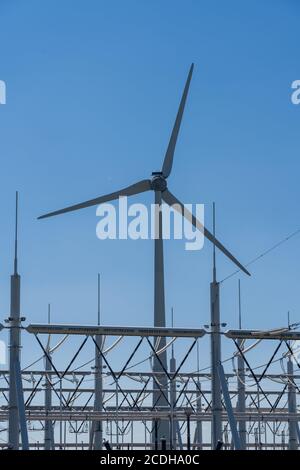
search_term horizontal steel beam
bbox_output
[0,405,290,414]
[225,329,300,340]
[0,387,290,396]
[26,324,206,338]
[2,369,299,379]
[0,410,298,422]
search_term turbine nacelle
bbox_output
[151,172,167,192]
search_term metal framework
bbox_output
[1,322,300,450]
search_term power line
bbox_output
[221,228,300,283]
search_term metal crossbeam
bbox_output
[0,410,299,422]
[26,324,206,338]
[225,329,300,340]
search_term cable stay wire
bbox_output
[220,228,300,283]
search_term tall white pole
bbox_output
[8,192,21,450]
[210,203,222,449]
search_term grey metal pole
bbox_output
[8,192,21,450]
[169,363,176,449]
[14,358,29,450]
[170,362,176,445]
[169,307,177,450]
[195,381,203,450]
[236,280,246,449]
[281,429,285,450]
[210,283,222,449]
[257,385,262,450]
[153,190,169,444]
[218,363,241,450]
[287,357,297,450]
[254,427,258,450]
[186,410,191,450]
[210,203,222,449]
[59,378,63,449]
[93,273,103,450]
[116,380,119,448]
[194,341,203,450]
[44,304,54,450]
[75,422,78,450]
[144,422,147,449]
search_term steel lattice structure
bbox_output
[1,320,300,450]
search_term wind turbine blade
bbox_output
[162,63,194,178]
[38,179,152,220]
[162,189,250,276]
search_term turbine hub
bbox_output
[151,174,167,192]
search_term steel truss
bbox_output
[0,325,299,450]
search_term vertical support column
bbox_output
[186,410,191,450]
[8,271,21,449]
[257,385,262,450]
[93,274,103,450]
[59,378,63,449]
[44,353,54,449]
[287,357,297,450]
[296,423,300,446]
[153,190,169,445]
[194,380,203,450]
[281,429,286,450]
[236,340,246,449]
[14,358,28,450]
[210,279,222,449]
[170,355,176,449]
[45,304,54,450]
[218,363,241,450]
[210,203,222,449]
[93,334,103,449]
[169,307,177,450]
[176,420,183,450]
[194,341,202,450]
[8,194,21,450]
[236,280,246,449]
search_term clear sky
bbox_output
[0,0,299,372]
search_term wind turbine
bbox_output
[38,63,250,443]
[38,63,250,280]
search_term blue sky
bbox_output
[0,0,299,371]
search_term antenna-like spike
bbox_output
[14,191,19,275]
[212,202,216,282]
[171,307,174,358]
[46,303,52,353]
[287,311,291,348]
[196,339,200,373]
[97,273,101,326]
[238,279,242,330]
